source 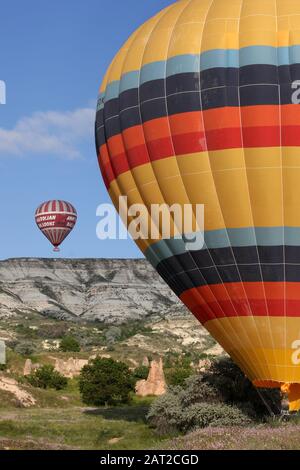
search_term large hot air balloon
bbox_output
[35,200,77,252]
[95,0,300,411]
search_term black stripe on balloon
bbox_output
[239,64,279,86]
[201,86,240,109]
[100,63,300,119]
[158,265,289,297]
[155,246,299,296]
[104,99,119,119]
[140,98,168,122]
[120,107,142,130]
[96,108,104,128]
[95,123,106,148]
[157,246,285,274]
[100,86,279,139]
[239,84,279,107]
[96,72,300,142]
[119,88,139,110]
[140,79,165,102]
[104,117,122,141]
[167,72,201,95]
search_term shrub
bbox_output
[147,357,282,436]
[147,388,250,436]
[79,357,134,407]
[147,390,184,436]
[105,326,122,345]
[166,366,193,386]
[60,336,80,352]
[182,403,251,431]
[14,324,37,339]
[38,323,69,339]
[27,365,68,390]
[133,366,149,381]
[14,341,37,356]
[180,375,221,407]
[202,357,281,417]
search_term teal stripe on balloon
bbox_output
[239,46,278,67]
[102,45,300,100]
[105,80,121,101]
[140,61,166,84]
[167,54,200,76]
[144,227,300,268]
[120,71,140,93]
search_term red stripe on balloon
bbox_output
[179,282,300,325]
[100,126,290,187]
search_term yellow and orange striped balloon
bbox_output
[95,0,300,400]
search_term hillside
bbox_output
[0,258,186,323]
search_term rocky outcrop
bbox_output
[23,359,32,376]
[23,359,40,376]
[135,358,167,397]
[23,357,91,378]
[0,375,36,407]
[142,356,150,367]
[0,258,187,324]
[54,357,89,378]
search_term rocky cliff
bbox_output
[0,258,187,324]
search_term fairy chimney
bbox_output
[135,358,166,397]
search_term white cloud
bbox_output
[0,107,95,159]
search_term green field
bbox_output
[1,404,300,450]
[0,402,161,450]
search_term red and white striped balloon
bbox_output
[35,200,77,252]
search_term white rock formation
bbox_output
[0,258,186,323]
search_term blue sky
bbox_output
[0,0,173,260]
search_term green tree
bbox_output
[166,366,193,386]
[133,365,149,381]
[79,357,134,407]
[60,336,80,352]
[27,365,68,390]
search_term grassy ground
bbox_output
[161,423,300,450]
[2,406,300,450]
[0,403,162,450]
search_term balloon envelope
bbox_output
[95,0,300,397]
[35,200,77,252]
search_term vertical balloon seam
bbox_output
[200,0,266,381]
[186,0,256,379]
[161,0,247,372]
[238,0,276,381]
[138,1,206,302]
[265,0,281,384]
[191,0,256,377]
[278,3,287,383]
[104,29,143,252]
[117,0,189,295]
[162,0,220,323]
[166,0,255,379]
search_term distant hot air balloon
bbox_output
[35,200,77,252]
[95,0,300,411]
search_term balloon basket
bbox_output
[53,247,60,253]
